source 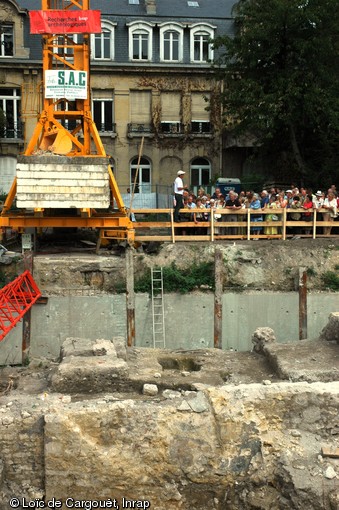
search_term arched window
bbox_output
[159,23,184,62]
[127,22,154,61]
[130,157,151,193]
[91,21,115,60]
[190,157,211,186]
[190,24,215,63]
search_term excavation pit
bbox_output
[158,356,202,372]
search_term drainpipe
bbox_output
[219,80,224,178]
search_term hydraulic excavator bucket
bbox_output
[49,129,72,155]
[39,125,72,155]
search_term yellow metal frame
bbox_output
[27,0,104,157]
[1,0,134,245]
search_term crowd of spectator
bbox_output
[174,184,338,236]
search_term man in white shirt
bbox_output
[174,170,187,222]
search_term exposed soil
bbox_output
[0,237,338,396]
[1,339,337,401]
[133,237,339,292]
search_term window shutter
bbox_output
[130,91,151,123]
[191,92,210,120]
[161,92,180,121]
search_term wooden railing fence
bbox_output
[129,207,338,242]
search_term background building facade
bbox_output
[0,0,237,196]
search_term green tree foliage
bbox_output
[212,0,339,187]
[322,270,339,290]
[134,262,215,295]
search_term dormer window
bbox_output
[91,21,115,61]
[54,34,81,61]
[127,22,154,62]
[0,24,14,57]
[190,24,215,63]
[159,23,184,62]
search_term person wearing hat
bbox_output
[173,170,188,222]
[285,190,293,207]
[313,190,324,209]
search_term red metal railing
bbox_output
[0,270,41,342]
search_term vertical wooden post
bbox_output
[211,210,214,242]
[214,248,223,349]
[170,209,175,244]
[312,209,317,239]
[126,246,135,347]
[282,207,287,240]
[299,267,307,340]
[22,250,33,365]
[247,208,250,240]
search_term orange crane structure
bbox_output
[0,270,41,342]
[0,0,135,246]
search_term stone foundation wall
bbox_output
[0,382,338,510]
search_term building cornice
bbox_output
[2,0,28,15]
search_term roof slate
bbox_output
[16,0,235,19]
[14,0,235,61]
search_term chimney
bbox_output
[145,0,156,15]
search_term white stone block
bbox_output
[16,156,110,209]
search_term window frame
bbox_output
[0,24,14,57]
[159,23,184,63]
[127,21,154,62]
[190,23,215,63]
[54,33,81,61]
[92,93,114,133]
[130,156,152,193]
[0,88,22,139]
[55,99,77,131]
[190,157,211,187]
[91,21,116,61]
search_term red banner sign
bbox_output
[29,10,101,34]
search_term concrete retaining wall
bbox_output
[0,292,337,364]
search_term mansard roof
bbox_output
[10,0,236,62]
[16,0,236,19]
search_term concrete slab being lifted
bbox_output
[16,155,110,209]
